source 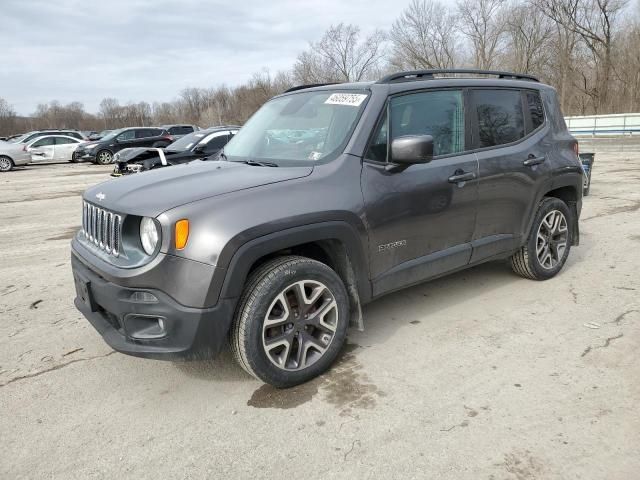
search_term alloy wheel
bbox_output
[536,210,568,269]
[262,280,339,371]
[0,157,12,171]
[98,151,112,164]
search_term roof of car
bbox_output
[280,70,549,97]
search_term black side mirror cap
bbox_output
[390,135,434,166]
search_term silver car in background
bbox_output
[0,140,32,171]
[25,135,86,163]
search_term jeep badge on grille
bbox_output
[96,192,106,201]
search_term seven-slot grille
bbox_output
[82,201,122,256]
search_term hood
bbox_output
[84,160,313,217]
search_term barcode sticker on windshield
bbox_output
[325,93,367,107]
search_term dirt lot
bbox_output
[1,142,639,479]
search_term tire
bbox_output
[96,150,113,165]
[0,155,14,172]
[511,197,573,280]
[583,171,592,196]
[230,255,349,388]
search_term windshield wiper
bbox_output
[239,159,279,167]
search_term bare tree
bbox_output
[389,0,460,69]
[457,0,509,69]
[294,23,386,83]
[0,98,17,136]
[504,3,554,73]
[532,0,629,112]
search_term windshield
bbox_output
[166,130,209,151]
[9,134,28,143]
[99,128,125,142]
[223,90,369,165]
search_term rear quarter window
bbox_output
[526,91,545,131]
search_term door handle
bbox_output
[523,154,546,166]
[448,171,476,183]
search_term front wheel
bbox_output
[96,150,113,165]
[511,197,572,280]
[230,256,349,388]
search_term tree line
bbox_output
[1,0,638,136]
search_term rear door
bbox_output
[29,136,56,163]
[53,136,81,161]
[136,128,164,147]
[470,88,552,262]
[361,89,479,296]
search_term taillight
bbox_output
[573,142,579,157]
[163,135,174,142]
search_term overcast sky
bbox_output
[1,0,414,115]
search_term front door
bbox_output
[29,137,55,163]
[361,89,479,296]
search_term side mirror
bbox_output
[390,135,434,165]
[193,144,206,154]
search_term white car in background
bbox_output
[0,140,32,172]
[26,135,86,163]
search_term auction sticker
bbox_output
[325,93,368,107]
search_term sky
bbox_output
[0,0,414,115]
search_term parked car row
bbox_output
[0,124,223,171]
[112,126,239,175]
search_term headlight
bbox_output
[84,144,97,150]
[140,217,160,255]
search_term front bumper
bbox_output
[71,248,236,360]
[74,150,97,162]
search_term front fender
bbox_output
[215,221,371,304]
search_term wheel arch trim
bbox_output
[217,221,372,304]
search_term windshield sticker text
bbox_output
[325,93,368,107]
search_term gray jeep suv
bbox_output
[71,69,583,387]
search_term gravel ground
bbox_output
[1,143,639,479]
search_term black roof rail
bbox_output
[284,83,339,93]
[377,69,539,84]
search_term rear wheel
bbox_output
[0,156,14,172]
[230,256,349,388]
[96,150,113,165]
[511,197,572,280]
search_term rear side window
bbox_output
[526,91,545,131]
[54,137,78,145]
[179,126,194,134]
[136,129,162,138]
[472,89,525,148]
[366,89,465,161]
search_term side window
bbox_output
[117,130,136,141]
[473,89,525,148]
[526,91,545,131]
[168,126,180,135]
[54,137,77,145]
[180,126,194,134]
[204,133,229,152]
[32,137,55,147]
[365,89,465,161]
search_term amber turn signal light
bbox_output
[175,219,189,250]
